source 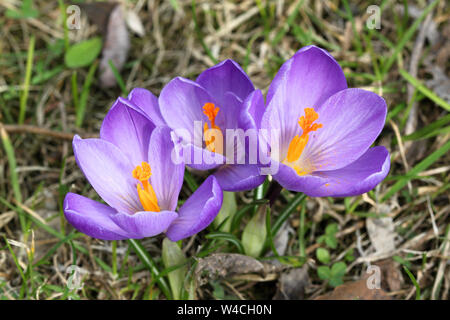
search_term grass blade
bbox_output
[382,139,450,201]
[0,125,27,233]
[108,59,127,96]
[399,69,450,112]
[19,35,35,124]
[403,266,421,300]
[75,61,98,127]
[191,0,218,64]
[4,236,27,285]
[205,231,245,253]
[183,170,199,192]
[382,0,439,76]
[272,193,306,236]
[128,239,172,299]
[403,114,450,141]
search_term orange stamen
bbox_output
[202,102,223,154]
[284,108,322,173]
[203,102,219,128]
[132,162,160,212]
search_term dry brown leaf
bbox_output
[315,278,392,300]
[79,2,117,35]
[374,259,404,292]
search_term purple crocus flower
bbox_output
[63,98,223,241]
[257,45,390,197]
[158,60,266,192]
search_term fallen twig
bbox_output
[2,124,97,141]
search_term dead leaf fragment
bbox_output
[79,2,118,35]
[374,259,404,292]
[315,278,392,300]
[125,10,145,37]
[195,253,288,286]
[273,266,309,300]
[366,216,397,254]
[99,4,130,88]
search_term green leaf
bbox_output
[317,266,331,280]
[325,235,338,249]
[329,277,344,288]
[64,37,103,68]
[6,0,39,19]
[205,232,244,253]
[345,248,355,262]
[331,262,347,278]
[242,207,267,258]
[325,223,338,235]
[213,191,236,232]
[211,281,226,300]
[162,238,187,300]
[317,235,326,244]
[316,248,331,264]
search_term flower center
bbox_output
[203,102,223,154]
[132,161,160,212]
[282,108,323,176]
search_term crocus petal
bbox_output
[159,77,215,141]
[219,92,258,163]
[182,143,226,170]
[301,88,387,171]
[243,89,265,130]
[128,88,166,126]
[64,193,130,240]
[73,135,142,214]
[306,146,390,197]
[213,164,265,192]
[196,59,254,106]
[100,97,155,167]
[160,77,240,139]
[112,210,178,239]
[147,126,184,211]
[266,45,346,106]
[261,46,347,155]
[166,176,223,241]
[220,91,247,130]
[272,161,329,193]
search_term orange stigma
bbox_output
[132,162,160,212]
[202,102,223,154]
[283,108,323,175]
